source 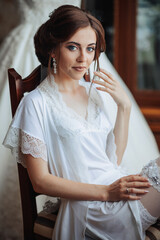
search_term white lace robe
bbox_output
[3,76,153,240]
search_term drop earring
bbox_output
[53,57,57,74]
[86,68,89,75]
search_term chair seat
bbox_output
[34,211,57,239]
[34,210,160,240]
[145,218,160,240]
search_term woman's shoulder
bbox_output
[13,88,45,127]
[19,88,44,111]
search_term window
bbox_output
[82,0,160,149]
[114,0,160,149]
[82,0,114,63]
[137,0,160,91]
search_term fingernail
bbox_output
[144,190,149,193]
[93,75,100,81]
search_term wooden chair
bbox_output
[8,65,50,240]
[8,66,160,240]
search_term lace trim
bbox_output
[3,127,47,167]
[37,77,110,138]
[50,76,100,125]
[138,200,157,231]
[80,80,101,127]
[141,159,160,192]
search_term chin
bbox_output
[71,73,85,81]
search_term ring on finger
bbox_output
[126,188,130,194]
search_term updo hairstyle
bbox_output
[34,5,106,71]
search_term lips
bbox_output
[73,66,86,72]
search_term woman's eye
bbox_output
[87,47,95,52]
[67,45,77,51]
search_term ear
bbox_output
[51,53,55,58]
[50,49,56,58]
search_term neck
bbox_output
[53,73,80,93]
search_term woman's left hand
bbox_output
[105,174,151,202]
[92,68,131,109]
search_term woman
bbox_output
[3,5,160,240]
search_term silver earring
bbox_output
[53,58,57,74]
[86,68,89,75]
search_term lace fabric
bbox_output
[37,76,110,138]
[3,76,115,167]
[141,158,160,192]
[138,200,157,231]
[3,127,47,167]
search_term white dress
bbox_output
[3,76,157,240]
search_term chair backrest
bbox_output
[8,65,41,239]
[8,65,90,240]
[9,65,41,116]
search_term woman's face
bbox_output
[55,26,96,81]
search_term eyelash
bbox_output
[87,47,95,52]
[67,45,77,51]
[67,45,95,52]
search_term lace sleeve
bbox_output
[3,126,47,168]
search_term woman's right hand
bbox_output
[104,175,151,202]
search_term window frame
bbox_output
[114,0,160,108]
[81,0,160,149]
[114,0,160,149]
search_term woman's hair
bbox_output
[34,5,106,71]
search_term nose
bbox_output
[77,49,87,62]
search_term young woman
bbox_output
[3,5,160,240]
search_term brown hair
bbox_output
[34,5,106,71]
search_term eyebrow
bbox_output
[66,41,96,46]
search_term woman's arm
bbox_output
[25,154,150,202]
[113,103,131,165]
[25,154,105,201]
[93,69,131,165]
